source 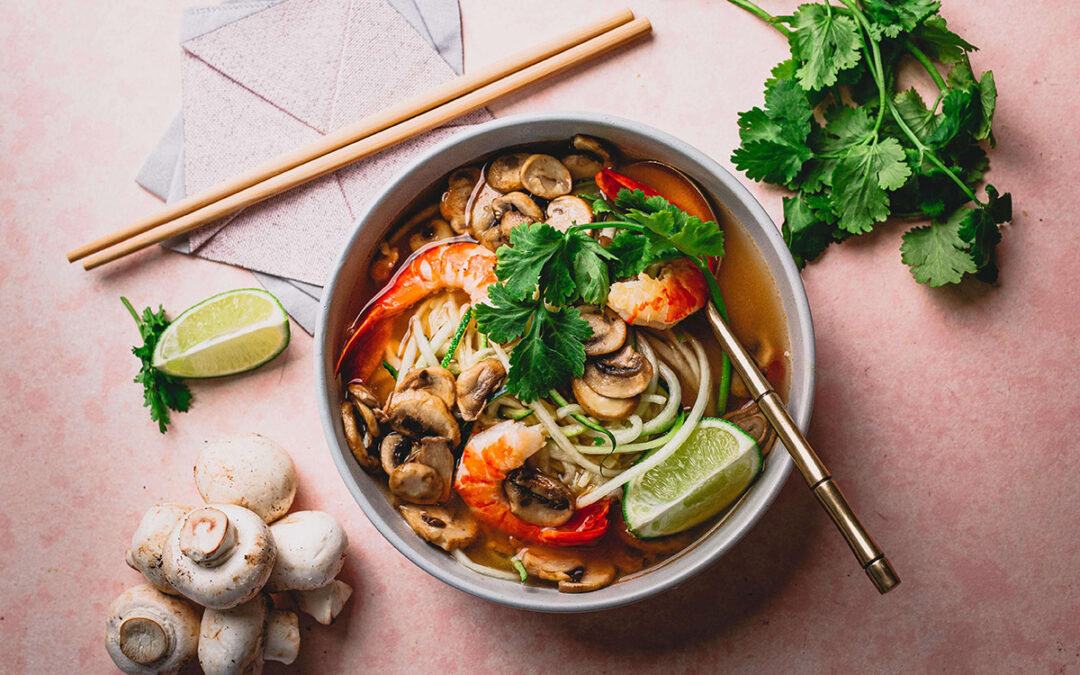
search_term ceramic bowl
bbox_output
[315,112,814,612]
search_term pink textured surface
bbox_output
[1,0,1078,672]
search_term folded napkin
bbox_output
[138,0,491,333]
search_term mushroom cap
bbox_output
[266,511,348,592]
[520,154,572,199]
[467,183,502,237]
[398,500,479,551]
[126,503,192,594]
[380,432,414,475]
[105,584,200,675]
[570,376,638,420]
[492,191,543,221]
[163,505,277,610]
[455,358,506,421]
[580,308,627,357]
[386,389,461,446]
[561,153,604,181]
[394,366,456,409]
[408,218,454,252]
[504,467,575,527]
[571,134,613,165]
[440,166,481,234]
[198,595,269,675]
[545,195,593,231]
[388,437,454,505]
[518,547,616,593]
[194,433,297,524]
[485,153,530,192]
[583,344,653,399]
[342,399,382,474]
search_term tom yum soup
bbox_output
[336,135,790,593]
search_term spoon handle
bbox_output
[706,304,899,594]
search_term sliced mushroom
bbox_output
[724,401,775,452]
[440,167,482,233]
[348,381,380,408]
[408,218,455,252]
[518,547,616,593]
[493,191,542,225]
[504,467,574,527]
[544,195,593,231]
[380,432,414,475]
[389,437,454,504]
[386,389,461,446]
[468,183,502,236]
[572,134,613,165]
[341,400,381,473]
[455,358,506,421]
[485,153,530,192]
[570,377,638,420]
[580,308,627,356]
[370,241,399,285]
[478,222,514,252]
[561,153,604,181]
[398,500,479,551]
[395,366,456,409]
[583,344,653,399]
[520,154,572,199]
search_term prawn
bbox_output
[336,242,497,379]
[455,420,609,546]
[596,168,714,329]
[606,258,709,329]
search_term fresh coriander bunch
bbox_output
[728,0,1011,286]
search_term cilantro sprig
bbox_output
[728,0,1011,286]
[474,191,728,403]
[122,297,193,433]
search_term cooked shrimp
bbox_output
[336,242,497,379]
[455,421,610,546]
[606,258,709,329]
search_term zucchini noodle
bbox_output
[576,334,711,508]
[450,549,519,581]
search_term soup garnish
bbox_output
[337,136,789,592]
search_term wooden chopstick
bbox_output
[81,17,652,270]
[66,8,637,263]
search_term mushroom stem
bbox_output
[118,617,169,665]
[293,580,353,626]
[263,609,300,665]
[178,507,236,567]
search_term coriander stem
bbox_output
[121,296,142,326]
[885,98,983,204]
[842,0,888,132]
[904,40,947,91]
[725,0,792,37]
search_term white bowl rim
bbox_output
[315,111,815,613]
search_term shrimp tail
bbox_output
[336,318,392,381]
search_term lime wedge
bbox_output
[152,289,290,378]
[623,418,762,538]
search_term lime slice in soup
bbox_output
[623,418,763,538]
[152,289,289,378]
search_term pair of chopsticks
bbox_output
[67,9,651,269]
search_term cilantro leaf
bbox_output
[122,298,193,433]
[909,14,976,63]
[789,4,862,91]
[831,138,911,233]
[900,208,977,286]
[731,78,815,184]
[498,223,566,300]
[612,189,725,259]
[782,194,835,267]
[571,235,615,305]
[503,305,591,402]
[473,285,536,342]
[862,0,939,38]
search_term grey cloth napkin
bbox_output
[137,0,469,334]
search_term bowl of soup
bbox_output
[315,112,814,612]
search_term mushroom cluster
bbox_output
[106,433,353,674]
[367,135,615,285]
[570,308,653,421]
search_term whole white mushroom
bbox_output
[194,434,297,523]
[266,511,348,592]
[199,595,299,675]
[125,504,192,594]
[162,504,276,609]
[105,585,200,675]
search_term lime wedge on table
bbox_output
[152,289,289,378]
[623,418,763,538]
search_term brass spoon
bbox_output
[622,161,900,594]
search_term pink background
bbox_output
[2,0,1078,672]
